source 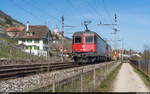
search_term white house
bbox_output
[16,21,52,56]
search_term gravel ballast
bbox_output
[0,62,120,92]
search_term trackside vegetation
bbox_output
[97,63,122,92]
[130,63,150,89]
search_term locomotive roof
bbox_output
[73,31,97,34]
[73,31,106,42]
[73,31,111,48]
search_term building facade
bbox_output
[16,22,52,56]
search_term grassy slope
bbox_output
[98,63,122,92]
[130,63,150,90]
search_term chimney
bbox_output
[26,21,29,32]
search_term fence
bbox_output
[130,59,150,78]
[34,61,121,92]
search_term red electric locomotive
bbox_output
[72,29,112,64]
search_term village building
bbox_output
[16,21,52,56]
[50,25,72,57]
[58,44,72,56]
[51,24,63,42]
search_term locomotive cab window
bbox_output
[85,36,94,43]
[94,35,97,43]
[74,36,82,43]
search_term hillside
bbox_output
[0,33,43,60]
[0,10,39,59]
[0,10,24,34]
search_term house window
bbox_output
[34,46,40,50]
[27,32,30,36]
[29,46,32,49]
[34,40,39,43]
[22,40,25,42]
[27,32,32,36]
[34,46,37,50]
[43,47,48,50]
[27,39,32,43]
[26,46,28,49]
[26,46,32,50]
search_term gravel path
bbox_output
[112,63,150,92]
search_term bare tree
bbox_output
[142,45,150,60]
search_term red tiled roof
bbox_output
[7,26,25,32]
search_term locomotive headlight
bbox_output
[75,49,77,52]
[90,49,93,52]
[82,45,85,48]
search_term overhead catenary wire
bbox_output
[46,0,81,28]
[71,0,111,32]
[23,0,61,22]
[46,1,66,17]
[28,0,78,31]
[66,0,89,20]
[80,0,104,23]
[102,0,114,24]
[78,1,99,22]
[10,0,45,23]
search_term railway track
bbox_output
[0,62,80,80]
[0,60,115,80]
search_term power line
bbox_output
[81,0,104,22]
[46,1,65,16]
[10,0,45,23]
[27,0,78,29]
[23,0,61,22]
[46,0,78,26]
[66,0,102,32]
[66,0,89,20]
[97,13,120,50]
[102,0,114,23]
[75,0,98,21]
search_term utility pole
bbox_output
[97,13,119,61]
[114,13,118,51]
[61,16,64,63]
[93,65,96,89]
[121,39,124,63]
[47,25,50,60]
[45,21,50,61]
[62,16,64,37]
[97,13,118,48]
[52,73,56,92]
[60,16,78,63]
[48,30,51,61]
[80,68,83,92]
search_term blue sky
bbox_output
[0,0,150,52]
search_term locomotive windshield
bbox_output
[74,36,82,43]
[85,36,94,43]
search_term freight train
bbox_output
[72,29,115,64]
